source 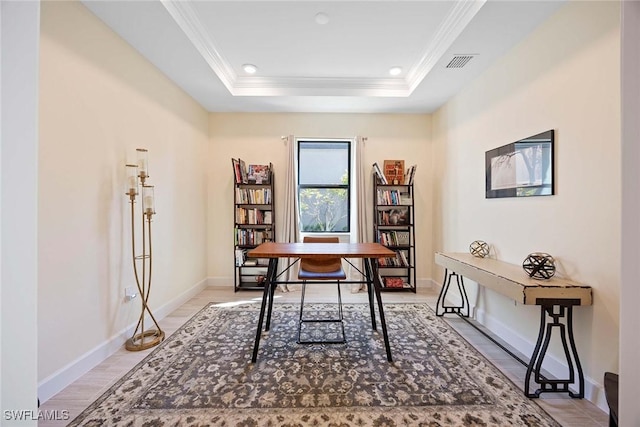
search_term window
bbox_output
[298,140,351,232]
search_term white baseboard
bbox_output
[418,278,437,290]
[207,276,231,287]
[38,278,208,403]
[434,281,607,412]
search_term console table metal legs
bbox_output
[525,300,584,398]
[435,269,470,317]
[435,270,584,399]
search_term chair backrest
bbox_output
[300,236,342,273]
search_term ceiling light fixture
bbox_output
[389,66,403,76]
[315,12,329,25]
[242,64,257,74]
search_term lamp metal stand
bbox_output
[125,170,164,351]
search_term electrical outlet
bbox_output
[125,287,137,301]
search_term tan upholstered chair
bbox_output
[297,236,347,344]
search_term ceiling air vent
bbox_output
[446,55,475,69]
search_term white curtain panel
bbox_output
[352,135,369,292]
[278,135,299,291]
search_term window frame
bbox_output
[297,139,352,233]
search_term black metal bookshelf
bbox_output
[373,179,416,292]
[232,159,274,291]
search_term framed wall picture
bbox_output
[485,130,554,198]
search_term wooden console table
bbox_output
[435,252,592,398]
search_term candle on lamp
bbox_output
[139,158,147,175]
[125,164,138,195]
[137,148,149,177]
[142,185,155,214]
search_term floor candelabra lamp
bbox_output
[124,148,165,351]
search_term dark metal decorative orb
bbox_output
[469,240,490,258]
[522,252,556,279]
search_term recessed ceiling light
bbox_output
[315,12,329,25]
[389,66,403,76]
[242,64,257,74]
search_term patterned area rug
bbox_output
[70,303,560,426]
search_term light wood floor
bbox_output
[39,285,610,426]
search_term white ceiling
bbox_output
[82,0,564,113]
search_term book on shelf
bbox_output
[377,252,408,267]
[234,249,246,266]
[239,159,248,184]
[232,158,242,184]
[248,164,270,184]
[383,160,405,185]
[377,189,398,205]
[232,158,250,184]
[377,189,413,206]
[236,207,272,225]
[235,229,272,246]
[384,277,405,288]
[398,250,409,266]
[404,164,417,185]
[235,188,271,205]
[372,162,387,184]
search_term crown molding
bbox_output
[406,0,486,92]
[160,0,237,92]
[161,0,485,97]
[232,76,411,97]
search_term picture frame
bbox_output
[485,130,554,199]
[383,160,405,185]
[248,164,270,184]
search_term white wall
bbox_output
[1,1,39,424]
[432,1,620,409]
[37,2,209,401]
[620,1,640,424]
[207,113,432,285]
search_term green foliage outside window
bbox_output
[299,172,348,232]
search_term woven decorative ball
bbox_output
[469,240,490,258]
[522,252,556,279]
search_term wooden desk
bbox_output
[248,242,396,363]
[435,252,592,398]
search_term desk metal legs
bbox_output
[364,258,393,362]
[364,259,377,331]
[525,299,584,398]
[436,271,584,399]
[251,258,278,363]
[252,257,393,363]
[435,269,470,317]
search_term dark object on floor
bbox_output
[604,372,619,427]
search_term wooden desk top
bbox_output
[435,252,592,306]
[249,242,396,259]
